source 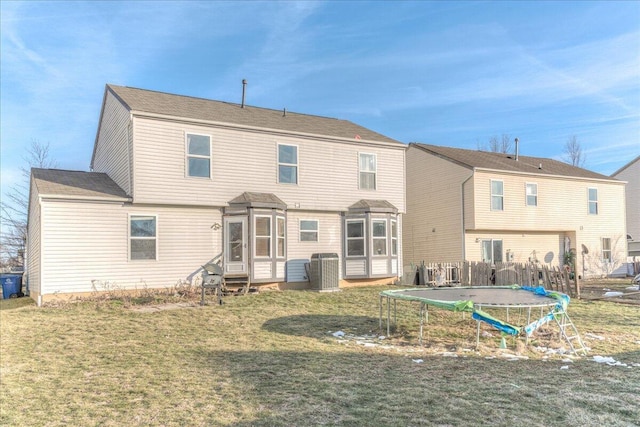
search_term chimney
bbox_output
[241,79,247,108]
[514,137,519,161]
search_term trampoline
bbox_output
[379,285,586,354]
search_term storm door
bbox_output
[224,216,248,275]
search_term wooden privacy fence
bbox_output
[411,261,578,297]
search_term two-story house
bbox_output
[612,155,640,260]
[26,84,406,304]
[403,143,626,278]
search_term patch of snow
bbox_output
[440,352,459,358]
[560,366,569,370]
[378,336,386,340]
[412,359,424,364]
[592,355,628,367]
[584,333,605,341]
[562,358,574,363]
[603,291,623,297]
[332,331,345,337]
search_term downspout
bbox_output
[460,170,474,260]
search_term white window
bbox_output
[359,153,377,190]
[254,216,271,258]
[277,217,286,258]
[372,219,387,256]
[588,188,598,215]
[526,183,537,206]
[346,219,365,257]
[602,238,612,262]
[299,220,319,242]
[391,219,398,256]
[481,239,503,264]
[130,215,157,260]
[278,144,298,184]
[491,180,504,211]
[186,134,211,178]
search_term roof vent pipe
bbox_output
[514,137,519,161]
[241,79,247,108]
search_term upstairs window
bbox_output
[526,183,538,206]
[186,134,211,178]
[130,215,157,260]
[359,153,377,190]
[299,220,319,242]
[491,180,504,211]
[588,188,598,215]
[602,238,612,262]
[346,220,365,256]
[278,144,298,184]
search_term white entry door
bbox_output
[224,216,248,275]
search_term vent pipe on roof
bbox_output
[241,79,247,108]
[514,137,519,161]
[283,107,286,117]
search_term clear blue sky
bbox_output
[1,1,639,204]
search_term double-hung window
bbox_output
[602,238,612,262]
[278,144,298,184]
[346,220,365,256]
[255,216,271,257]
[526,183,537,206]
[588,188,598,215]
[372,220,387,256]
[299,220,319,242]
[491,180,504,211]
[130,215,157,260]
[277,217,286,258]
[186,134,211,178]
[391,219,398,256]
[359,153,377,190]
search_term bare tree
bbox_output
[480,134,512,153]
[563,135,586,167]
[0,140,58,270]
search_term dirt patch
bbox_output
[579,278,640,305]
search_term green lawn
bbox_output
[1,286,639,426]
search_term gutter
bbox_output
[460,171,474,260]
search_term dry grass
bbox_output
[1,283,639,426]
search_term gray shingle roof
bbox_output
[228,192,287,209]
[32,168,130,200]
[107,84,402,144]
[412,143,617,181]
[348,199,398,213]
[611,155,640,177]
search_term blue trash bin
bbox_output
[1,274,23,299]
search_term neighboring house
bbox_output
[612,155,640,259]
[26,84,405,304]
[403,143,626,278]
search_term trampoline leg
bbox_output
[394,299,397,326]
[387,296,391,337]
[476,321,481,349]
[526,307,532,345]
[419,303,424,345]
[379,295,383,331]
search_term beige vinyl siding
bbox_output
[465,231,565,266]
[285,211,343,282]
[38,200,222,295]
[93,92,132,195]
[403,145,472,264]
[614,159,639,241]
[26,181,42,295]
[131,117,405,212]
[472,171,626,232]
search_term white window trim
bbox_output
[254,215,272,259]
[588,187,598,215]
[525,182,538,207]
[371,219,388,257]
[299,219,319,243]
[481,239,503,264]
[358,152,377,190]
[128,214,158,261]
[346,219,366,258]
[277,143,298,185]
[185,133,212,179]
[490,179,504,211]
